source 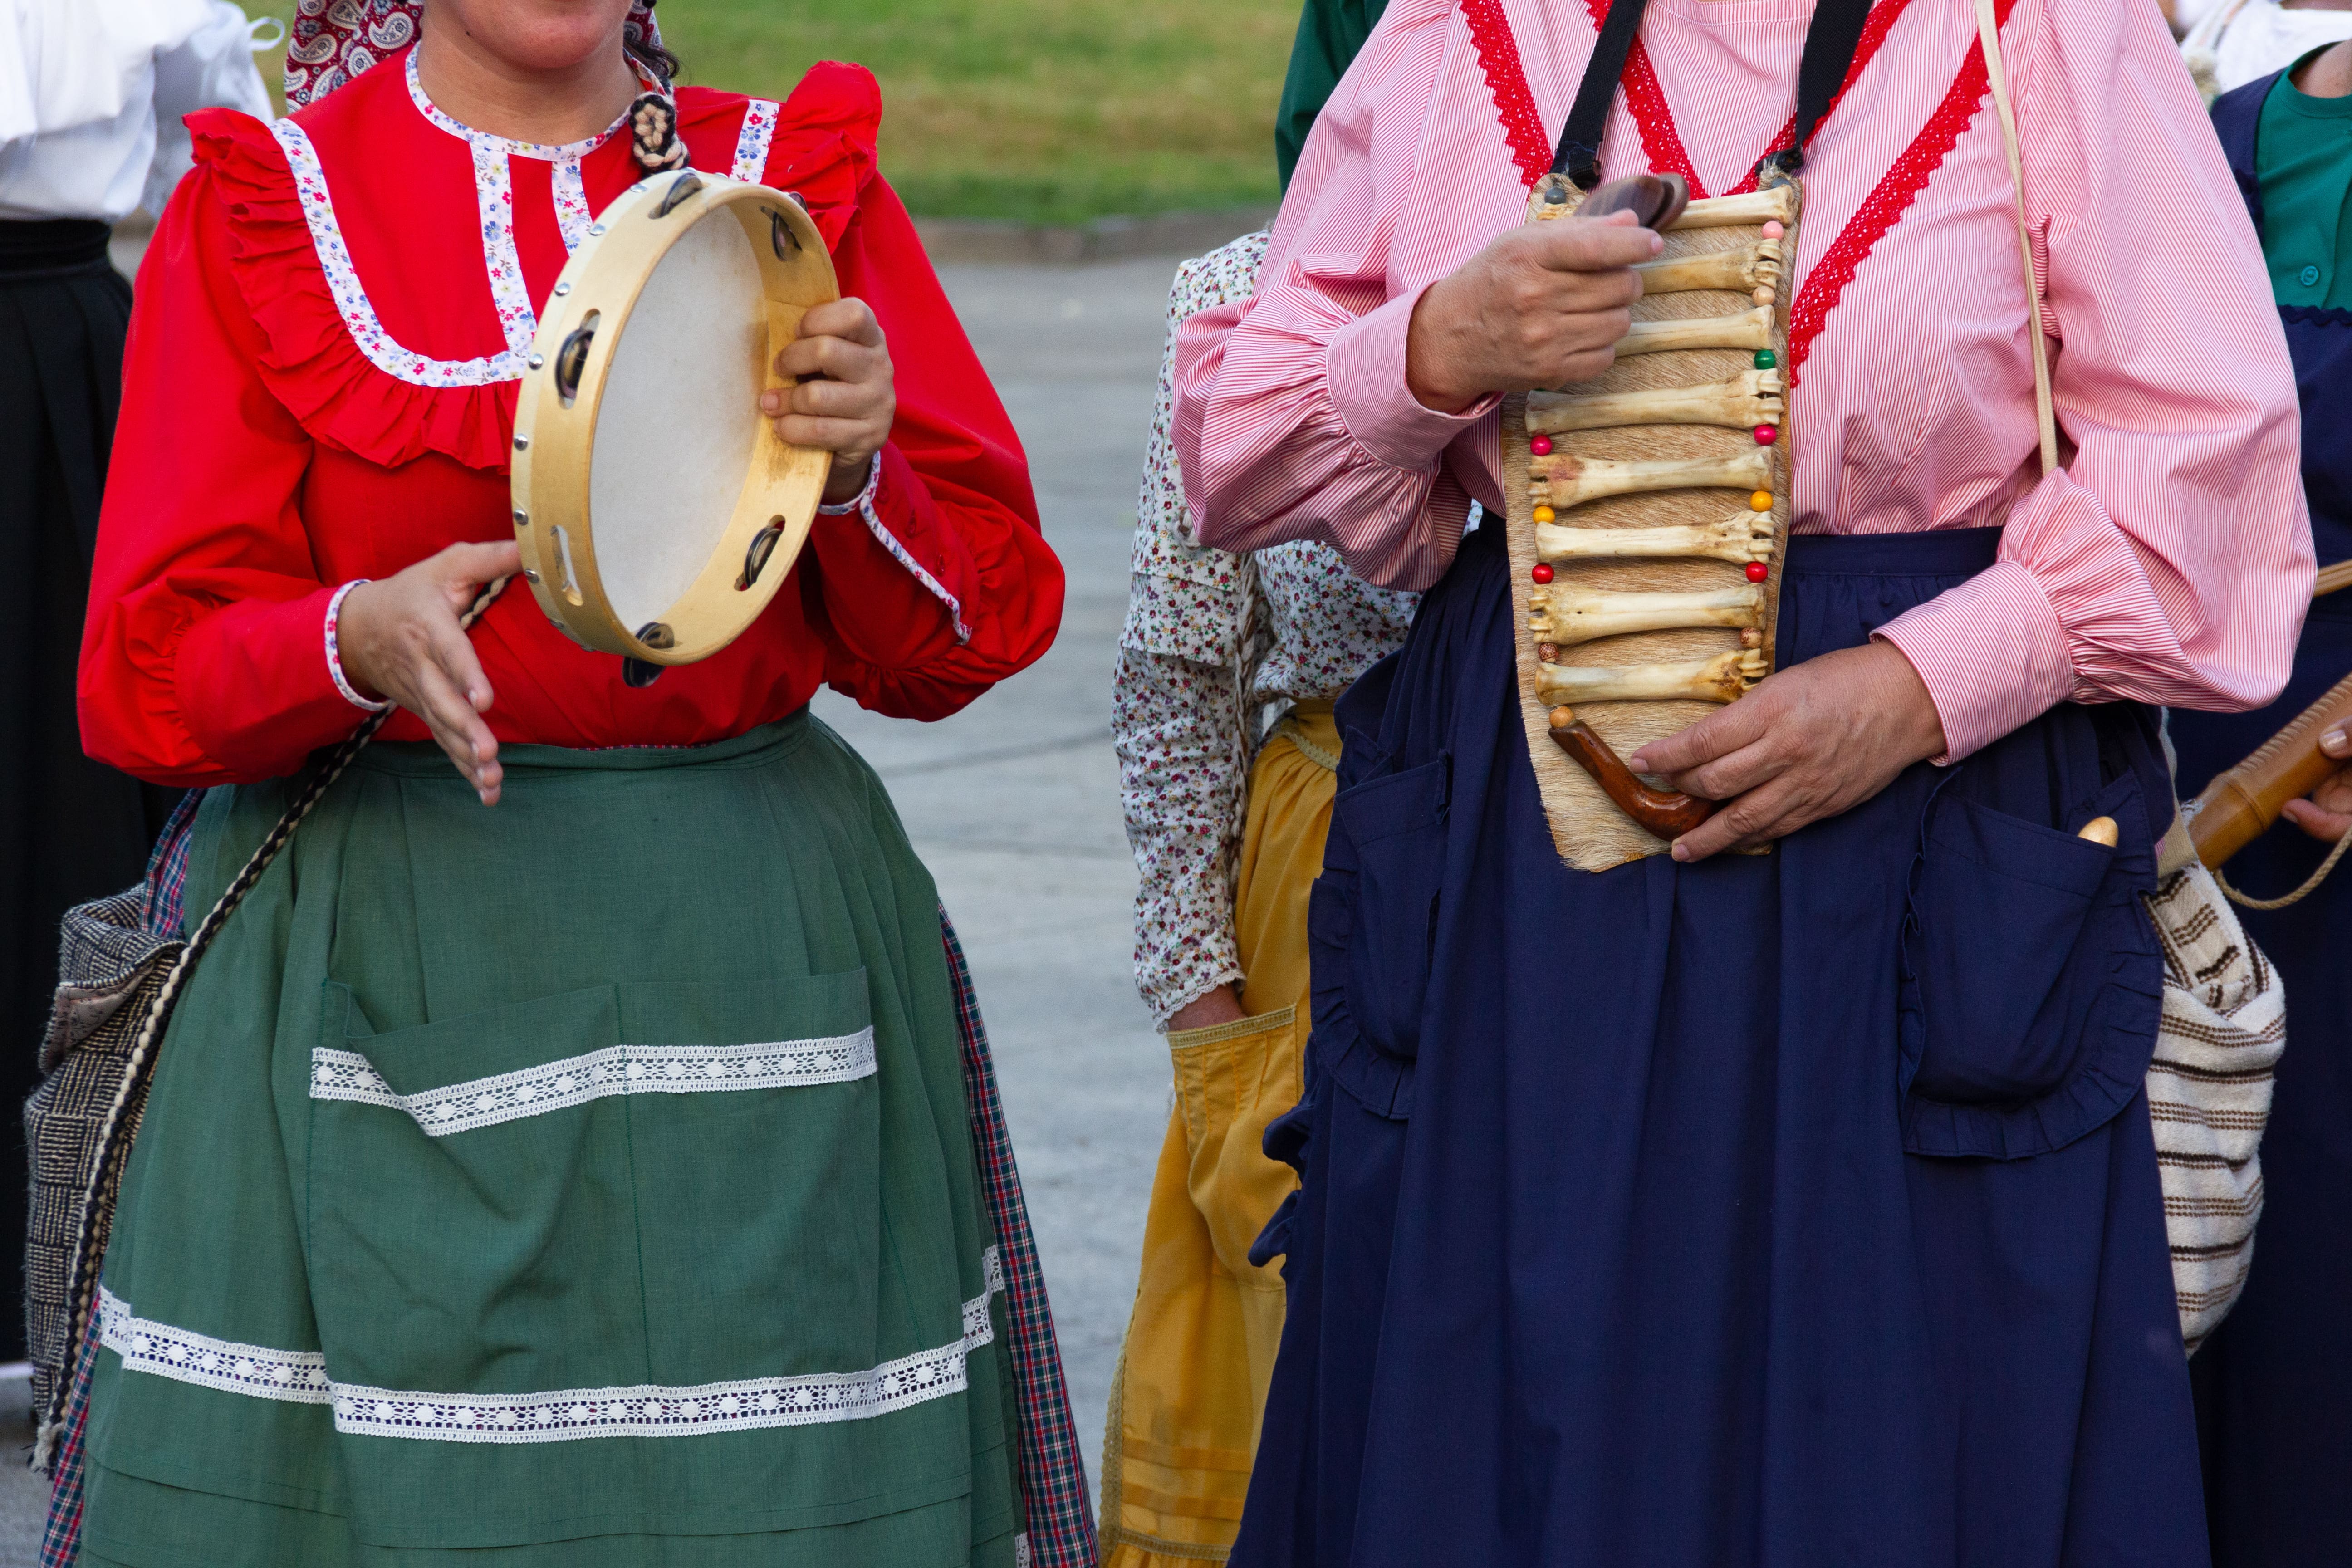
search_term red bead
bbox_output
[1529,435,1554,456]
[1754,424,1778,445]
[1746,561,1770,583]
[1531,563,1554,584]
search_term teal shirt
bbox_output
[1275,0,1389,191]
[2259,52,2352,310]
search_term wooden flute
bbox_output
[2188,666,2352,869]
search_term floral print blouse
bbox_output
[1112,232,1420,1024]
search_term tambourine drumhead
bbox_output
[510,170,838,666]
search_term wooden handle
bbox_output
[1546,706,1717,838]
[2189,667,2352,869]
[2315,559,2352,598]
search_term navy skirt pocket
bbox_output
[1905,795,2112,1102]
[1334,752,1450,1063]
[1898,769,2163,1160]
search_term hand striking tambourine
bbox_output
[510,168,839,682]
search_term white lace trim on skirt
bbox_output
[98,1246,1004,1443]
[308,1028,878,1136]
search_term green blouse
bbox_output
[1276,0,1389,190]
[2259,49,2352,310]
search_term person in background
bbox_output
[2183,0,2352,97]
[1097,3,1406,1561]
[0,0,270,1368]
[2179,41,2352,1568]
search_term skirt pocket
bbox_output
[1901,793,2113,1103]
[307,969,880,1404]
[1332,752,1450,1064]
[310,981,639,1398]
[1897,771,2163,1160]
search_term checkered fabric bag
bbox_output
[22,791,198,1450]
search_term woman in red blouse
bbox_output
[66,1,1063,1563]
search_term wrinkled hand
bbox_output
[1627,642,1949,863]
[1404,210,1659,414]
[335,541,519,805]
[761,297,895,503]
[1167,984,1246,1035]
[2282,723,2352,843]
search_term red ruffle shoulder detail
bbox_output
[186,106,519,473]
[676,61,882,250]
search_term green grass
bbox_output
[249,0,1299,226]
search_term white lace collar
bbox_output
[271,69,785,391]
[402,48,636,162]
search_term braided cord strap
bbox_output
[40,579,510,1454]
[2216,818,2352,911]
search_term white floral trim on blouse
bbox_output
[323,579,390,712]
[99,1247,1006,1443]
[819,452,973,643]
[264,55,652,392]
[271,118,533,388]
[730,99,780,183]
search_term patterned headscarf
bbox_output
[284,0,664,110]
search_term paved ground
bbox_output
[817,255,1189,1495]
[5,248,1207,1558]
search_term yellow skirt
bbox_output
[1098,702,1339,1566]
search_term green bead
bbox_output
[1754,348,1778,370]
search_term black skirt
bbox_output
[0,219,177,1364]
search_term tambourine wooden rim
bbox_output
[510,170,838,666]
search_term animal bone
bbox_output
[1526,585,1761,647]
[1616,307,1775,357]
[1546,706,1716,836]
[1633,241,1783,295]
[1536,511,1774,565]
[1534,649,1768,706]
[1670,186,1798,230]
[1528,371,1784,435]
[1529,448,1774,509]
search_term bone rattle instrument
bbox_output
[1502,170,1801,872]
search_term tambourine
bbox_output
[510,169,839,680]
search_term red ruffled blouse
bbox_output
[79,50,1064,786]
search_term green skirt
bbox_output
[81,715,1021,1567]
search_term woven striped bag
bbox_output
[2142,846,2285,1353]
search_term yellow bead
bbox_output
[1749,490,1773,511]
[1532,505,1556,524]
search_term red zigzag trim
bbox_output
[1462,0,1552,188]
[1460,0,2015,379]
[1786,0,2020,378]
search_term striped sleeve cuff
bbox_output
[1325,286,1499,472]
[1873,559,2076,763]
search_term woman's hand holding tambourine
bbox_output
[337,541,522,806]
[760,298,896,504]
[2283,724,2352,843]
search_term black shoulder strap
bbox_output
[1553,0,1654,189]
[1554,0,1879,190]
[1772,0,1876,175]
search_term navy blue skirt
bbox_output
[1236,519,2206,1568]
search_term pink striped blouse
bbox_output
[1173,0,2310,760]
